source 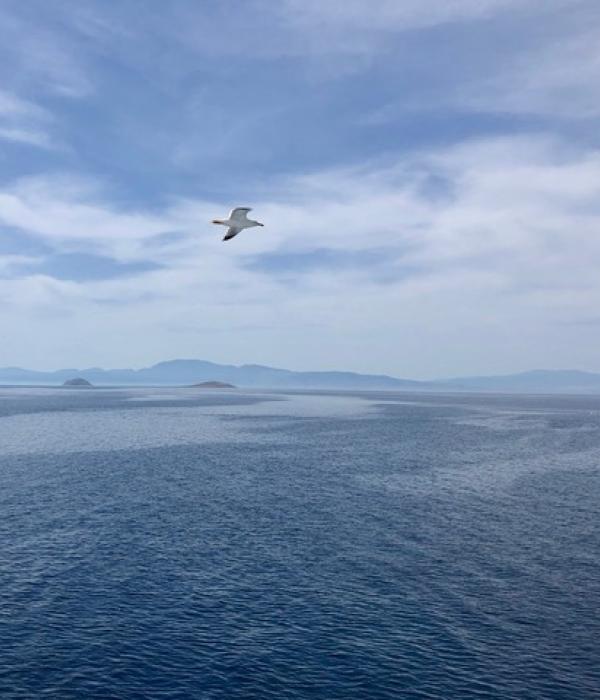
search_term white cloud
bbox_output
[0,91,42,117]
[0,89,53,148]
[0,1,598,375]
[0,127,53,148]
[1,134,600,375]
[0,254,39,274]
[0,176,170,259]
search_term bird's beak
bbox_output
[212,219,221,224]
[258,222,264,226]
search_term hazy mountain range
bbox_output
[2,360,600,394]
[0,359,427,391]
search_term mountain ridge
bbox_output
[2,361,600,393]
[0,358,425,390]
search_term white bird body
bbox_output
[212,207,264,241]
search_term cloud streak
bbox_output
[0,89,53,148]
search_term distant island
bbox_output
[62,377,94,388]
[189,381,236,389]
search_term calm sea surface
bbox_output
[0,388,598,699]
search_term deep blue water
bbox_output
[0,388,598,699]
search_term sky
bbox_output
[0,0,599,379]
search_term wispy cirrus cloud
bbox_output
[0,89,53,148]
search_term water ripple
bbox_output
[0,389,598,698]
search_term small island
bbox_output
[189,381,236,389]
[62,377,94,388]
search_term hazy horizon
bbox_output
[1,1,599,377]
[4,357,600,385]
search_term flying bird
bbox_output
[212,207,264,241]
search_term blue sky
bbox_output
[1,0,599,378]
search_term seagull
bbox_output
[212,207,264,241]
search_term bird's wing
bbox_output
[229,207,251,223]
[223,227,241,241]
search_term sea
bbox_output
[0,387,598,699]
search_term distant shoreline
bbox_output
[3,383,600,397]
